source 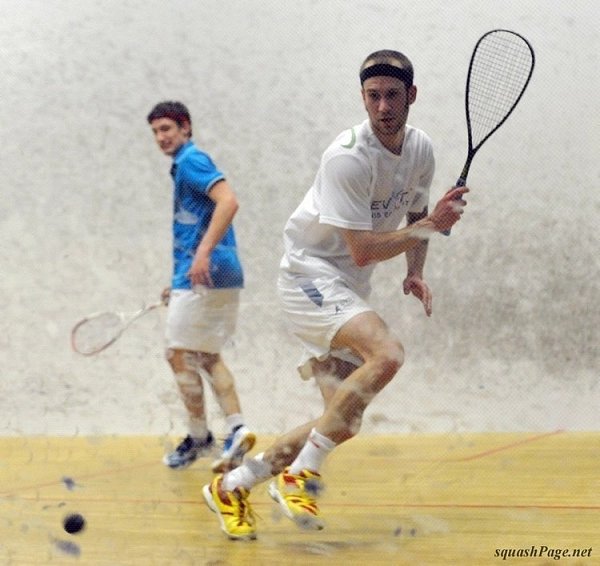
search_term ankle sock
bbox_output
[188,419,209,440]
[225,413,245,433]
[288,428,336,475]
[222,452,271,491]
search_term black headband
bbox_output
[359,63,412,86]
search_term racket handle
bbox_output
[442,177,467,236]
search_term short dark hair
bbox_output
[147,101,192,135]
[359,50,414,90]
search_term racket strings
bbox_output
[72,312,125,355]
[466,31,534,148]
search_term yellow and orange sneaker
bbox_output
[268,468,324,530]
[202,475,256,540]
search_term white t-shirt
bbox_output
[280,119,435,295]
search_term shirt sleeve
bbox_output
[317,153,373,230]
[179,152,225,194]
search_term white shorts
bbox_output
[277,272,373,379]
[165,288,240,353]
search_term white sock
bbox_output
[222,452,272,492]
[188,418,209,440]
[288,428,336,475]
[225,413,244,433]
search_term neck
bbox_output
[371,123,405,155]
[379,133,404,155]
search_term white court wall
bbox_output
[0,0,598,436]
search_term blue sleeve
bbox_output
[178,152,225,194]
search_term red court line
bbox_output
[0,430,567,498]
[4,429,595,514]
[0,460,159,498]
[396,502,600,511]
[446,429,565,462]
[8,494,600,512]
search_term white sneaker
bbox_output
[211,425,256,473]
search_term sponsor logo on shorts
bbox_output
[333,298,354,314]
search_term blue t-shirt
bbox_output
[170,141,244,289]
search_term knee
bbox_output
[166,348,191,373]
[165,348,177,370]
[371,341,404,387]
[196,352,220,373]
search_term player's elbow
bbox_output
[226,194,240,216]
[351,250,371,267]
[344,231,374,267]
[349,240,377,267]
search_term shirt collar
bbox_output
[172,140,195,164]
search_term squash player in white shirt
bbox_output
[203,50,469,540]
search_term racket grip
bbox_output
[442,177,467,236]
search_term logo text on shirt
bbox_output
[371,189,410,219]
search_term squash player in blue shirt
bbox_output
[147,101,255,473]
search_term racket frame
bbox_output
[71,300,164,356]
[458,29,536,186]
[445,29,535,234]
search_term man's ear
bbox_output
[408,84,417,105]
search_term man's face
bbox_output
[150,117,190,156]
[361,75,417,138]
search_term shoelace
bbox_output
[176,436,194,454]
[233,490,256,527]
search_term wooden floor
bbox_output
[1,432,599,565]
